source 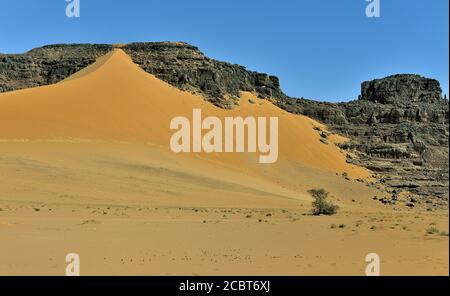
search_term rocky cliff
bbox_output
[1,43,448,208]
[123,42,285,108]
[0,44,112,93]
[278,74,449,207]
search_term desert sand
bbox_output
[0,49,448,275]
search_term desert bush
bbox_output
[308,188,339,216]
[426,227,440,235]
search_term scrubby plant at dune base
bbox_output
[308,188,339,216]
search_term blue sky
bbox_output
[0,0,448,102]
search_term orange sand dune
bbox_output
[0,49,368,179]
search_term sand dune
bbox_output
[0,49,368,179]
[0,49,447,276]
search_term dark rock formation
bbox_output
[0,43,448,204]
[360,74,443,104]
[276,97,348,125]
[123,42,285,108]
[279,74,449,203]
[0,44,112,93]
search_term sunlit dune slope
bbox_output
[0,49,368,179]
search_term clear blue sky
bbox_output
[0,0,448,102]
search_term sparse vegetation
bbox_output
[425,227,448,236]
[425,227,440,235]
[81,219,101,225]
[308,189,339,216]
[330,223,345,229]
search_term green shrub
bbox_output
[426,227,440,235]
[308,189,339,216]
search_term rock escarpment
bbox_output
[279,74,449,206]
[360,74,443,104]
[123,42,285,108]
[0,44,112,93]
[1,43,448,207]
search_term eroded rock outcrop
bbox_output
[360,74,443,104]
[280,74,449,205]
[0,44,112,93]
[123,42,285,108]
